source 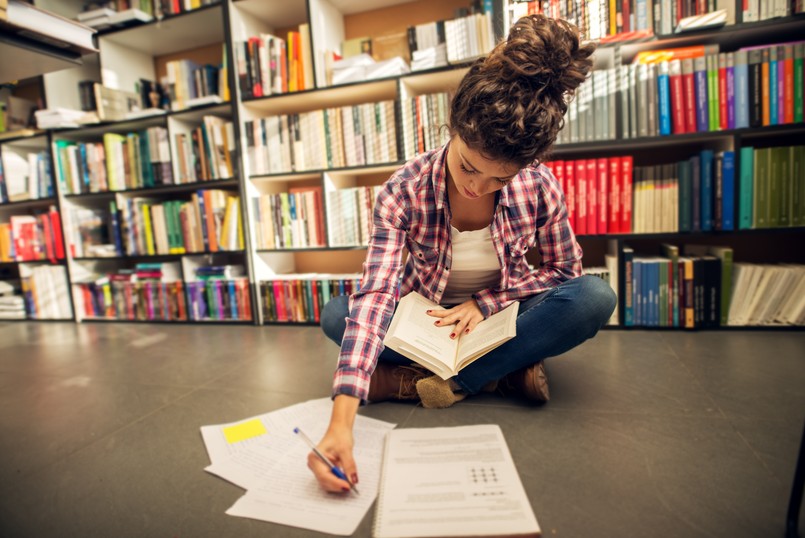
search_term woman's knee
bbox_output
[320,295,349,345]
[576,275,617,325]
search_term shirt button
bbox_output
[438,288,443,292]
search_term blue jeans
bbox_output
[320,275,617,395]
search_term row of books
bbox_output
[400,91,452,160]
[20,265,73,320]
[0,208,65,262]
[632,150,736,233]
[76,278,187,321]
[173,116,236,183]
[164,57,225,111]
[68,189,243,258]
[244,101,398,175]
[235,25,314,99]
[544,157,634,235]
[622,243,805,327]
[54,127,172,194]
[739,145,804,229]
[729,262,805,326]
[0,294,25,319]
[260,275,360,323]
[508,1,802,42]
[186,277,251,321]
[252,188,326,250]
[621,243,733,328]
[326,186,382,248]
[557,42,805,144]
[0,150,53,203]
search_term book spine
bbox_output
[658,61,672,135]
[669,59,686,133]
[694,56,709,132]
[721,150,735,231]
[701,150,714,231]
[738,146,754,229]
[726,52,735,130]
[734,50,749,128]
[748,49,763,128]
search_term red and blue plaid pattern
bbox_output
[333,142,583,403]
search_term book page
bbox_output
[385,292,458,374]
[456,301,518,367]
[373,424,540,538]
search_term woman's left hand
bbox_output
[426,299,485,340]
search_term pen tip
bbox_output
[293,427,299,434]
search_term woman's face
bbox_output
[446,137,521,200]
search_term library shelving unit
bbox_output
[40,1,253,324]
[0,131,73,320]
[3,0,804,329]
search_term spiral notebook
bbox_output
[373,424,541,538]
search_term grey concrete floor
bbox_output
[0,321,803,538]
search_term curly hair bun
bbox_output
[488,14,595,101]
[449,15,596,166]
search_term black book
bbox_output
[747,49,762,128]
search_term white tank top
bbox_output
[441,225,501,306]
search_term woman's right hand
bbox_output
[309,394,360,493]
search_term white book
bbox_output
[373,424,540,538]
[384,291,518,380]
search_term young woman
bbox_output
[313,14,616,493]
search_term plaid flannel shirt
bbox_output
[333,142,583,403]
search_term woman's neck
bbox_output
[446,170,495,232]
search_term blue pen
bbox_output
[294,427,359,495]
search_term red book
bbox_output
[39,213,56,263]
[311,279,320,322]
[564,160,577,233]
[622,0,630,33]
[669,60,687,133]
[784,45,795,124]
[621,156,634,234]
[574,160,587,235]
[608,157,622,233]
[718,54,728,130]
[681,59,697,133]
[596,158,608,235]
[586,159,598,235]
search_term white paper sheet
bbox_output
[201,398,396,535]
[373,424,540,538]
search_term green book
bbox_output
[779,146,792,227]
[754,147,769,228]
[795,44,804,124]
[708,246,733,326]
[793,146,803,227]
[768,146,783,227]
[707,54,719,131]
[661,243,680,327]
[739,146,754,229]
[658,259,668,327]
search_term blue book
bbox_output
[657,63,672,135]
[694,57,709,132]
[734,50,749,128]
[636,0,648,31]
[700,150,714,231]
[721,151,735,230]
[634,259,643,326]
[738,147,754,229]
[770,48,778,125]
[228,280,237,319]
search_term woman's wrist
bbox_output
[328,394,360,433]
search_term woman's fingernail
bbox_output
[351,473,359,484]
[426,309,432,314]
[465,328,470,334]
[450,333,455,339]
[434,320,440,325]
[342,486,351,492]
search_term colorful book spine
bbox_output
[700,150,714,232]
[694,56,709,132]
[658,61,672,135]
[734,50,750,129]
[721,151,735,231]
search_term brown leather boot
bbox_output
[498,362,550,403]
[367,363,431,403]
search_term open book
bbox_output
[373,424,541,538]
[384,292,518,380]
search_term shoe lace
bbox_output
[395,365,429,399]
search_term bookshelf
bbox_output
[1,0,803,328]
